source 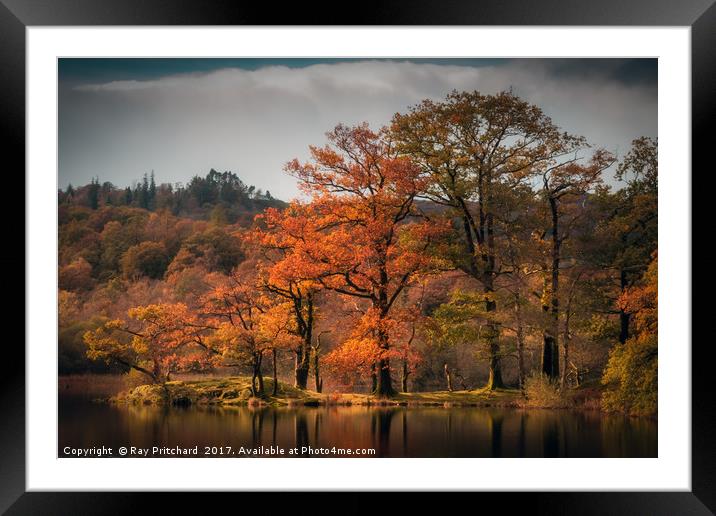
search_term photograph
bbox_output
[56,56,659,459]
[1,0,707,507]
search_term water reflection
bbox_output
[370,409,395,456]
[59,401,656,458]
[251,409,264,448]
[295,412,309,455]
[490,413,503,457]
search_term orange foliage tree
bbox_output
[201,275,299,396]
[250,213,321,390]
[83,303,216,384]
[271,123,447,396]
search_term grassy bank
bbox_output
[102,376,524,408]
[62,374,606,410]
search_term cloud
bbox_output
[59,60,657,200]
[74,80,158,92]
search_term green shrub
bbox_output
[601,334,657,417]
[601,254,657,417]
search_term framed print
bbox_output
[3,0,711,513]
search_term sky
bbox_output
[59,58,657,200]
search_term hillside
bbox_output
[58,169,287,374]
[59,168,286,224]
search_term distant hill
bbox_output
[58,168,287,226]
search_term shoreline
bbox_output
[83,375,609,412]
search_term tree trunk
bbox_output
[550,199,560,378]
[619,269,630,344]
[294,347,310,390]
[373,287,395,397]
[313,347,323,393]
[272,348,278,396]
[455,371,468,390]
[401,358,410,393]
[121,359,158,385]
[253,352,264,396]
[444,363,453,392]
[561,331,570,389]
[457,182,503,391]
[250,369,258,397]
[541,334,559,378]
[542,197,560,379]
[485,200,504,390]
[291,291,313,389]
[484,284,505,390]
[514,294,526,391]
[375,358,394,397]
[561,290,575,388]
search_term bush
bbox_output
[601,253,657,417]
[601,334,657,417]
[522,373,571,409]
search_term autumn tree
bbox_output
[260,302,303,396]
[83,303,215,385]
[251,207,321,390]
[393,285,428,393]
[602,252,657,416]
[202,275,299,396]
[426,289,490,389]
[121,241,169,279]
[312,331,331,392]
[59,256,95,292]
[170,226,245,275]
[279,123,446,396]
[535,150,614,379]
[592,137,657,344]
[98,214,147,276]
[391,90,585,389]
[498,188,544,390]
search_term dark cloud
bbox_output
[58,57,510,83]
[59,59,657,198]
[536,58,657,86]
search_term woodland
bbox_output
[58,90,658,416]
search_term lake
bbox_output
[58,401,657,458]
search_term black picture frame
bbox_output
[3,1,709,513]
